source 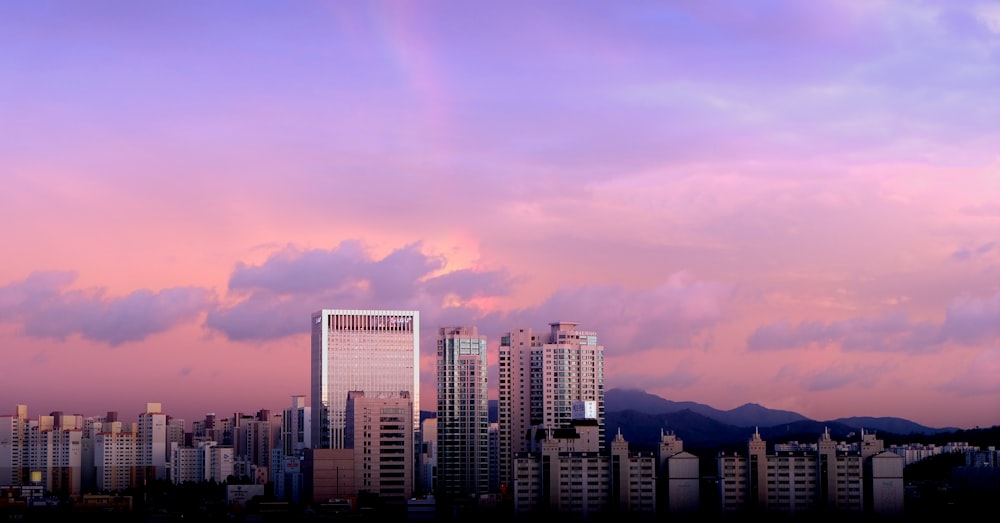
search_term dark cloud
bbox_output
[0,271,214,346]
[748,292,1000,352]
[0,271,75,321]
[209,243,731,355]
[368,243,445,302]
[207,242,514,342]
[422,269,519,300]
[228,240,370,294]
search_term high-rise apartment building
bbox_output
[512,422,656,517]
[310,309,420,449]
[34,413,83,497]
[281,395,311,457]
[498,322,604,488]
[137,402,168,481]
[0,405,30,486]
[436,326,489,498]
[95,421,137,492]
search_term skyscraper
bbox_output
[436,326,489,498]
[498,321,604,489]
[310,309,420,449]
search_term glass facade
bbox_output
[310,309,420,449]
[436,326,490,497]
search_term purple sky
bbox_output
[1,0,998,430]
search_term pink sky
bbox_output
[1,1,998,430]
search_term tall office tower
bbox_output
[0,405,30,486]
[282,395,311,456]
[138,403,168,481]
[498,321,604,489]
[436,326,490,498]
[310,309,420,449]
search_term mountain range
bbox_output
[603,388,962,450]
[428,388,972,450]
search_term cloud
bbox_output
[207,241,514,342]
[748,291,1000,352]
[207,242,732,353]
[774,361,889,392]
[0,271,76,321]
[800,363,886,392]
[0,271,214,346]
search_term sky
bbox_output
[1,0,998,431]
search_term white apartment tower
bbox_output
[282,395,311,456]
[310,309,420,449]
[34,414,83,497]
[95,421,137,492]
[137,402,168,481]
[0,405,30,486]
[436,326,490,498]
[498,322,604,488]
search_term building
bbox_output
[0,405,30,486]
[233,409,275,482]
[169,441,234,484]
[304,390,415,508]
[137,403,168,482]
[418,417,437,496]
[436,326,490,499]
[32,413,83,497]
[281,395,311,457]
[310,309,420,450]
[498,322,604,489]
[512,421,656,519]
[717,428,903,516]
[656,430,700,514]
[94,422,137,492]
[345,390,414,503]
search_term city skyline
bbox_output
[2,1,999,430]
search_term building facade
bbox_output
[717,429,904,516]
[281,395,311,457]
[345,390,414,503]
[498,322,604,489]
[310,309,420,450]
[436,326,490,499]
[0,405,30,486]
[94,422,136,492]
[512,422,656,518]
[656,430,700,514]
[137,403,168,482]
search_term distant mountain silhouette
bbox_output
[426,388,961,450]
[606,388,808,426]
[604,387,959,449]
[828,416,959,435]
[606,409,748,450]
